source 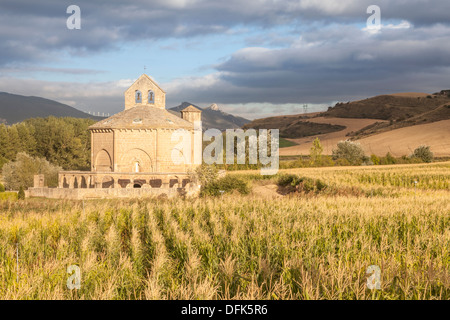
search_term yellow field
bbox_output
[0,162,448,300]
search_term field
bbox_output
[0,162,448,300]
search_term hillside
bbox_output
[321,91,450,138]
[241,91,450,157]
[0,92,102,124]
[169,102,250,131]
[323,92,450,121]
[243,113,345,139]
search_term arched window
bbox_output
[135,90,142,103]
[148,90,154,104]
[134,161,140,173]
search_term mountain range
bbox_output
[0,93,250,130]
[169,102,250,130]
[0,92,103,124]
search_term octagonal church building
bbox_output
[29,74,202,199]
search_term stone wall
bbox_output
[91,129,114,171]
[124,74,165,110]
[27,185,200,200]
[114,129,156,172]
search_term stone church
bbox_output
[30,74,202,199]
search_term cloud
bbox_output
[1,0,450,66]
[1,1,450,119]
[163,23,450,108]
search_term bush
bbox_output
[194,164,218,185]
[332,140,366,165]
[370,154,380,165]
[277,174,300,187]
[411,145,434,163]
[0,156,8,171]
[0,183,4,192]
[0,192,18,201]
[18,186,25,200]
[201,175,249,197]
[335,158,351,166]
[380,152,397,165]
[277,174,328,194]
[2,152,61,190]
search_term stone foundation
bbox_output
[26,185,200,200]
[27,171,201,199]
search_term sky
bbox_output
[1,0,450,120]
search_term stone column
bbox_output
[162,177,170,189]
[69,176,75,189]
[94,176,102,189]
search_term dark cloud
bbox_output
[1,0,450,66]
[163,23,450,108]
[1,1,450,119]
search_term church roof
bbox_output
[126,74,166,94]
[89,105,194,130]
[181,105,202,112]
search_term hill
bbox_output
[322,91,450,138]
[242,113,345,139]
[241,91,450,157]
[0,92,103,124]
[323,92,450,121]
[169,102,250,131]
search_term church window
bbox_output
[135,90,142,103]
[148,90,154,104]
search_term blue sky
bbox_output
[1,0,450,120]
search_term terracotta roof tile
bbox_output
[89,105,195,130]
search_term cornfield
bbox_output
[0,162,448,300]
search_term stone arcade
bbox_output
[28,74,202,199]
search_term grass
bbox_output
[0,192,17,201]
[0,162,448,300]
[279,138,299,148]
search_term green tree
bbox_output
[193,164,218,185]
[18,186,25,200]
[411,145,434,163]
[26,117,94,170]
[381,152,397,165]
[310,137,323,165]
[332,140,366,165]
[370,154,380,165]
[2,152,62,190]
[0,183,5,192]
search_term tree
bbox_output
[18,186,25,200]
[2,152,62,190]
[0,183,5,192]
[382,152,397,165]
[370,154,380,165]
[332,140,366,165]
[193,164,218,185]
[310,137,323,165]
[411,145,434,163]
